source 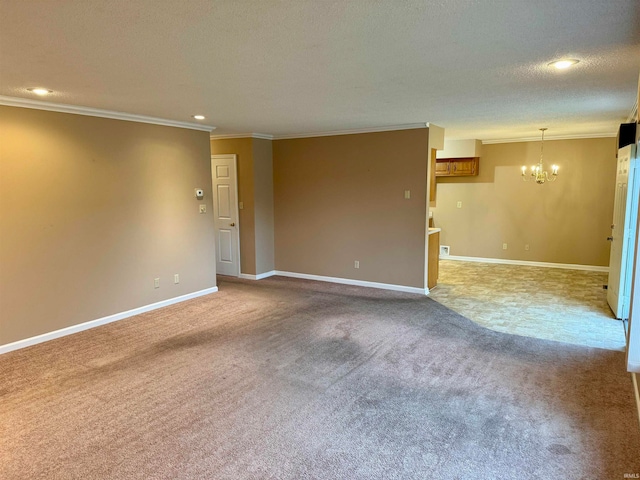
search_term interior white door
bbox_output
[607,145,638,319]
[211,154,240,276]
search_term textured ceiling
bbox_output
[1,0,639,140]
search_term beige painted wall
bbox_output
[252,138,275,274]
[210,138,256,275]
[273,129,429,288]
[431,137,617,266]
[0,106,216,345]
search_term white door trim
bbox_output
[608,145,638,318]
[622,147,640,317]
[211,154,241,277]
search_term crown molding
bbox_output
[0,96,216,132]
[210,124,429,141]
[627,100,638,123]
[250,133,273,140]
[210,132,273,140]
[482,132,617,144]
[272,123,429,140]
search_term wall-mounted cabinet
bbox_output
[435,157,479,177]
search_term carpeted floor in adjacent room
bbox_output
[1,275,639,479]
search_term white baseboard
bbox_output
[0,286,219,355]
[442,255,609,273]
[274,270,427,295]
[239,270,276,280]
[238,269,427,295]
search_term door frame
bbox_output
[629,202,640,372]
[608,144,639,319]
[211,154,241,277]
[622,147,640,317]
[627,140,640,374]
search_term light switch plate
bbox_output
[199,204,206,214]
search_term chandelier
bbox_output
[521,128,559,184]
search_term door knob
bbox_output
[230,223,236,227]
[607,236,613,241]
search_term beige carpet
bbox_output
[1,275,639,479]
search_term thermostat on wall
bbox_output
[195,188,204,199]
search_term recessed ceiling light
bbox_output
[27,87,53,96]
[192,115,206,120]
[548,59,579,70]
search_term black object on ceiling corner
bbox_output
[618,122,636,149]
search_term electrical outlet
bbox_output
[174,274,179,284]
[154,278,160,289]
[525,244,530,251]
[440,246,450,256]
[354,260,360,269]
[502,243,508,250]
[456,201,462,208]
[404,190,411,199]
